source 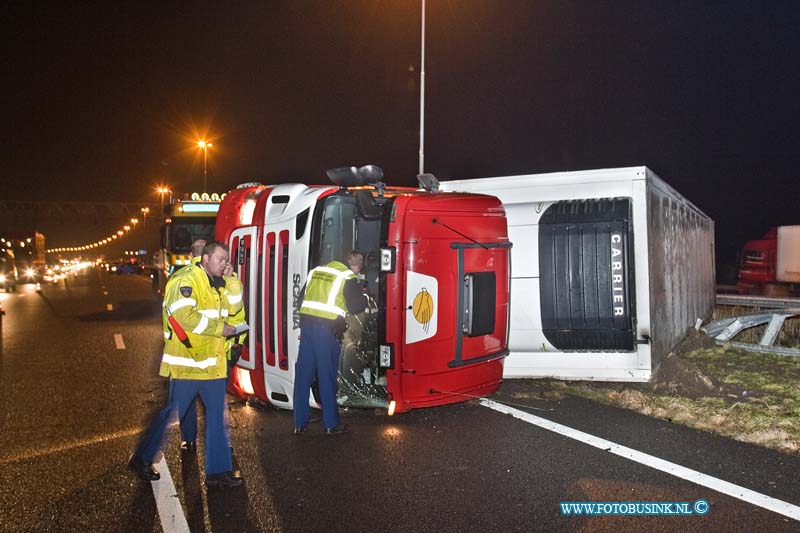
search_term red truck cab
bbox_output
[738,227,777,294]
[215,166,511,414]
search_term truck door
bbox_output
[228,226,259,370]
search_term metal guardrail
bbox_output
[715,293,800,309]
[708,293,800,357]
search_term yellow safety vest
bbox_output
[159,264,244,379]
[299,261,355,321]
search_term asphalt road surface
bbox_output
[1,267,799,532]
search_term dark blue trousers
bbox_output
[293,320,342,430]
[180,371,233,443]
[134,378,232,475]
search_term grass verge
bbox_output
[519,338,800,455]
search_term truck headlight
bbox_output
[379,344,394,368]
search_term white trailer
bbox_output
[776,226,800,283]
[441,167,715,381]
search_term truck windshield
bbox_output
[311,192,389,408]
[742,250,766,264]
[167,218,217,253]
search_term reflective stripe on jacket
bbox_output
[299,261,355,320]
[159,264,237,379]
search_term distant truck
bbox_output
[737,226,800,296]
[151,194,222,298]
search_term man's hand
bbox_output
[223,262,233,277]
[222,323,236,337]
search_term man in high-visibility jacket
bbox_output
[129,240,244,488]
[178,240,246,453]
[293,250,367,435]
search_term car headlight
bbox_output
[26,268,35,277]
[0,274,5,283]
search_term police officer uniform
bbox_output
[293,260,366,434]
[179,257,245,449]
[129,259,244,486]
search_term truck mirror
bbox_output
[326,166,364,187]
[417,173,439,192]
[358,165,384,183]
[355,190,382,220]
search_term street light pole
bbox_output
[156,186,170,214]
[418,0,426,176]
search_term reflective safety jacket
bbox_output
[299,261,355,321]
[159,264,244,379]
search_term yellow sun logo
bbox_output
[412,288,434,332]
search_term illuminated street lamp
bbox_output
[124,225,130,231]
[197,140,213,193]
[156,185,171,212]
[130,217,139,231]
[141,207,150,229]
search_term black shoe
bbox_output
[324,424,349,435]
[293,426,306,435]
[180,441,197,453]
[128,454,160,481]
[205,471,244,488]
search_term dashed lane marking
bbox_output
[480,398,800,522]
[114,334,125,350]
[151,457,191,533]
[103,291,109,295]
[106,303,113,311]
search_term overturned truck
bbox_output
[442,166,715,381]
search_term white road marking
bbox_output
[151,457,190,533]
[106,303,113,311]
[114,334,125,350]
[103,291,108,295]
[480,398,800,522]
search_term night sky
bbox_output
[3,1,799,272]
